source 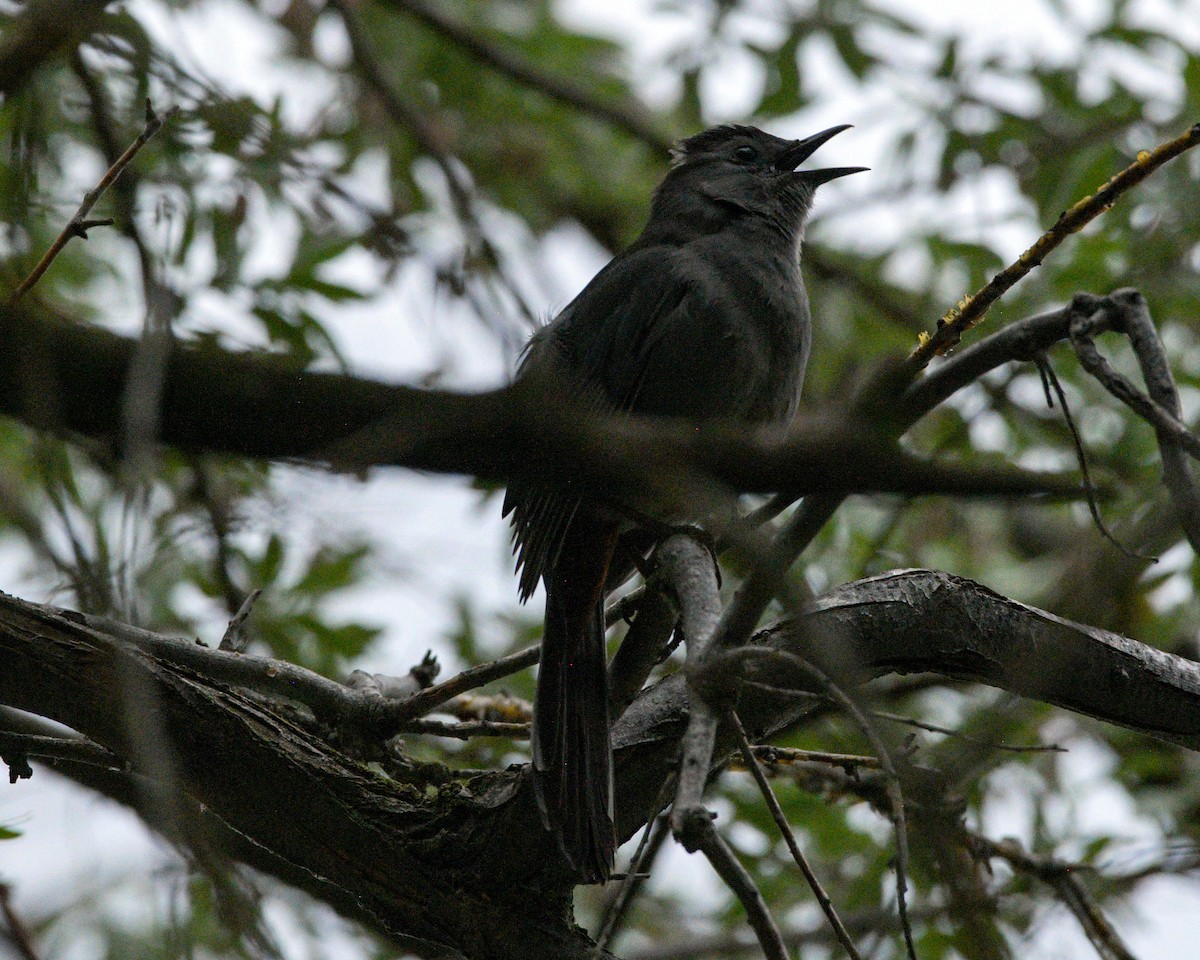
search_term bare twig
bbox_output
[8,99,176,304]
[1034,354,1142,557]
[219,588,262,653]
[1069,318,1200,464]
[743,744,882,770]
[594,786,675,956]
[899,293,1124,422]
[0,882,42,960]
[726,646,918,960]
[380,0,673,154]
[70,52,174,320]
[389,644,539,720]
[396,718,529,740]
[1069,292,1200,551]
[605,583,648,627]
[908,122,1200,368]
[698,823,789,960]
[972,835,1138,960]
[731,711,864,960]
[869,711,1066,754]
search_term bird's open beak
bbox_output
[775,124,868,183]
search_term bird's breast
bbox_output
[692,240,812,424]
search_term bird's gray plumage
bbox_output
[504,123,864,881]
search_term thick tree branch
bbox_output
[714,289,1146,659]
[0,302,1083,510]
[5,570,1200,957]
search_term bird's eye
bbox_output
[733,145,758,162]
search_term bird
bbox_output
[503,123,865,882]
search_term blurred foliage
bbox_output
[2,0,1200,958]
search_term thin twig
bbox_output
[8,99,176,304]
[219,588,262,652]
[1034,355,1142,557]
[1069,320,1200,464]
[381,0,673,153]
[1036,359,1123,550]
[731,711,864,960]
[693,821,790,960]
[1070,294,1200,552]
[0,882,42,960]
[908,121,1200,368]
[70,51,173,323]
[594,783,675,956]
[395,718,529,740]
[744,744,883,770]
[725,646,919,960]
[869,711,1066,754]
[605,584,647,627]
[972,835,1138,960]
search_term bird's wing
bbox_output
[554,243,765,417]
[505,243,738,594]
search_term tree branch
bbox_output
[731,712,863,960]
[907,121,1200,367]
[380,0,673,154]
[7,99,175,304]
[971,836,1138,960]
[6,569,1200,957]
[0,301,1085,511]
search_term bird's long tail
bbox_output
[531,513,619,883]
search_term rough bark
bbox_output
[3,569,1200,957]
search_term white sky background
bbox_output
[4,0,1200,956]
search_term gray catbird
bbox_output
[504,124,864,882]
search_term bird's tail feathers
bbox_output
[531,520,618,883]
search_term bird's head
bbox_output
[649,124,865,243]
